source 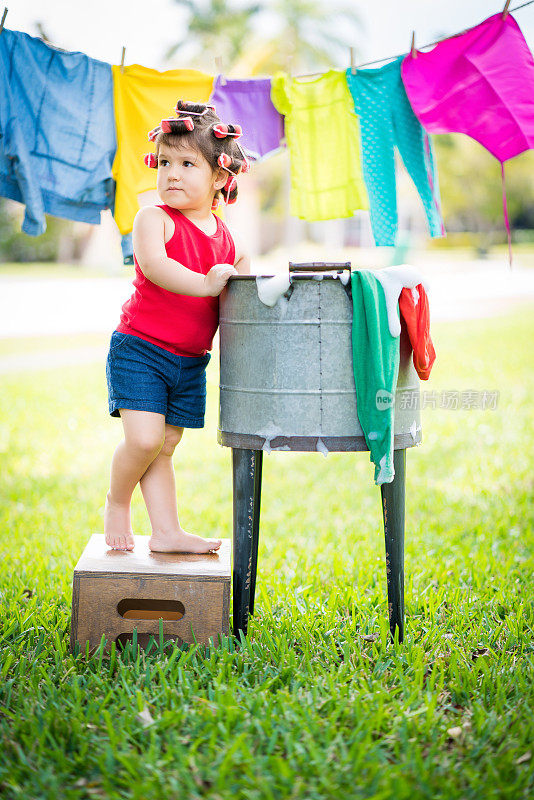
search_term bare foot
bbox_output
[104,493,135,551]
[148,528,222,554]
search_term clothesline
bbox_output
[295,0,534,77]
[2,2,532,79]
[1,6,532,269]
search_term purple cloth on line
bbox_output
[209,75,285,161]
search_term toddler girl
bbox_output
[104,100,251,553]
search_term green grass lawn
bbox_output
[0,307,533,799]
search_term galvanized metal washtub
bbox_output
[218,262,422,452]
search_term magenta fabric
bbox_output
[401,13,534,163]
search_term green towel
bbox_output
[351,270,400,484]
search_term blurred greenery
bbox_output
[0,200,91,264]
[0,305,533,798]
[167,0,363,73]
[0,200,63,262]
[433,137,534,239]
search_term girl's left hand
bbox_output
[203,263,238,296]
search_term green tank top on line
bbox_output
[271,70,368,222]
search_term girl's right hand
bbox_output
[203,263,238,296]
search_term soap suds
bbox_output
[256,423,285,453]
[338,271,350,285]
[256,273,291,307]
[408,422,422,442]
[332,271,351,285]
[373,264,429,337]
[316,438,329,457]
[376,452,394,485]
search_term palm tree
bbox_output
[166,0,362,75]
[254,0,362,74]
[165,0,263,68]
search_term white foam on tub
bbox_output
[373,264,429,337]
[256,273,291,307]
[256,423,286,453]
[316,438,329,457]
[376,453,392,484]
[256,268,352,307]
[334,271,351,285]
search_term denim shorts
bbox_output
[106,331,211,428]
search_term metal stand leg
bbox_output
[232,448,262,638]
[380,448,406,643]
[249,450,262,617]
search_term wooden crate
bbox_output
[70,534,231,655]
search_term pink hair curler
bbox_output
[216,153,240,204]
[235,140,251,172]
[174,101,216,117]
[212,123,242,139]
[218,153,232,169]
[224,174,237,195]
[144,153,158,169]
[161,117,194,133]
[148,125,162,142]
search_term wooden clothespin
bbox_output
[215,56,226,86]
[411,31,417,59]
[502,0,512,20]
[350,47,356,76]
[120,46,126,73]
[0,8,8,35]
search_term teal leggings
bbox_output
[346,56,445,247]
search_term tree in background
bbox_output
[434,135,534,244]
[165,0,263,66]
[167,0,362,74]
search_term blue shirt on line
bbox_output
[0,28,117,236]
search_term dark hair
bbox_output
[153,100,247,206]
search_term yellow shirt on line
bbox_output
[271,70,368,222]
[111,65,214,235]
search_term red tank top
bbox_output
[117,204,236,357]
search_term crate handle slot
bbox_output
[117,598,185,621]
